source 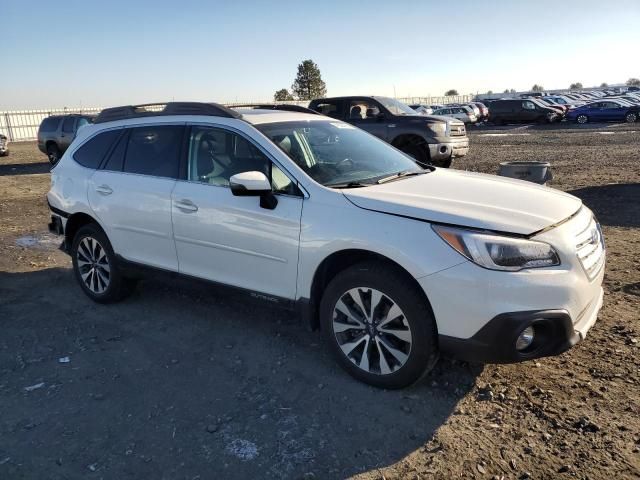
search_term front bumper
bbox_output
[429,137,469,160]
[439,287,603,363]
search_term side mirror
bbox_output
[376,112,386,120]
[229,171,278,209]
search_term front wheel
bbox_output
[319,261,439,388]
[71,224,137,303]
[576,114,589,124]
[625,112,637,123]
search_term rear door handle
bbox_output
[96,185,113,195]
[174,199,198,213]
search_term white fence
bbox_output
[0,95,475,142]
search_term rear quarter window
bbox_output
[73,130,121,169]
[39,117,59,133]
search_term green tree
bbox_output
[274,89,294,101]
[486,90,493,95]
[291,59,327,100]
[531,84,544,92]
[570,82,583,90]
[627,78,640,87]
[510,89,516,93]
[445,89,459,96]
[600,82,608,88]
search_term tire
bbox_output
[625,112,637,123]
[71,224,137,303]
[319,261,439,389]
[47,143,61,166]
[576,114,589,124]
[401,142,430,165]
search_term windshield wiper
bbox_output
[326,181,371,189]
[376,170,428,184]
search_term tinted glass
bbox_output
[73,130,120,169]
[123,125,183,178]
[39,117,59,133]
[313,101,340,118]
[62,117,75,133]
[348,100,381,120]
[102,130,128,172]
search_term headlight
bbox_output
[428,123,447,134]
[432,225,560,271]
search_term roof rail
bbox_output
[229,104,321,115]
[94,102,242,124]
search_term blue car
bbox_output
[567,99,640,124]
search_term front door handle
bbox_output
[96,185,113,195]
[174,199,198,213]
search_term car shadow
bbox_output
[568,183,640,228]
[0,268,478,479]
[0,162,51,176]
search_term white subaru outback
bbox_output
[47,102,605,388]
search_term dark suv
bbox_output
[308,96,469,167]
[37,114,95,165]
[489,99,559,125]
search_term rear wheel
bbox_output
[576,114,589,124]
[319,261,439,388]
[625,112,637,123]
[71,224,137,303]
[46,143,61,165]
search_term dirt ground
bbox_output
[0,123,639,480]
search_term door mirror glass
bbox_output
[230,171,271,196]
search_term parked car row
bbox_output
[481,89,640,125]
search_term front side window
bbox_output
[186,126,300,195]
[348,100,381,120]
[73,130,120,169]
[123,125,183,178]
[257,120,423,187]
[523,101,536,110]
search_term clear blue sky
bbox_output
[2,0,639,109]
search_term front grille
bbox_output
[575,217,605,280]
[449,123,466,136]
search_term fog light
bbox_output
[515,326,535,351]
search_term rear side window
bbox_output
[73,130,121,169]
[62,117,75,133]
[312,101,341,118]
[123,125,183,178]
[39,117,59,133]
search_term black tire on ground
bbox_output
[46,143,61,166]
[71,224,137,303]
[625,112,637,123]
[400,142,433,166]
[576,114,589,124]
[319,261,439,389]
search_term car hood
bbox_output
[343,169,582,235]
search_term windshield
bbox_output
[257,120,423,187]
[375,97,418,116]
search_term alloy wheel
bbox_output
[332,287,412,375]
[76,237,111,294]
[626,113,637,123]
[577,115,588,124]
